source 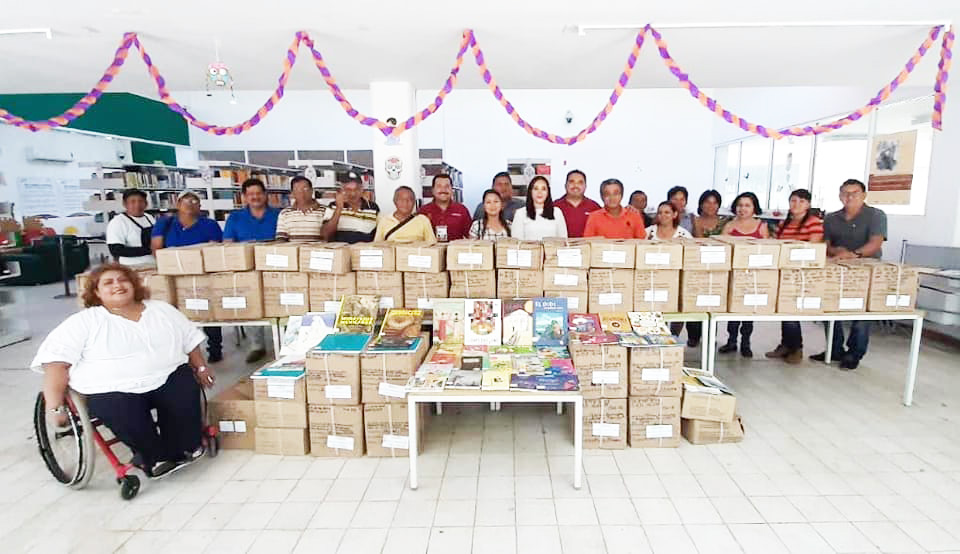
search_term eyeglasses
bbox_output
[840,190,865,198]
[179,197,201,205]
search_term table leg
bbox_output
[700,317,709,371]
[825,320,835,364]
[556,402,563,415]
[270,320,281,356]
[707,318,718,374]
[904,316,923,406]
[408,400,419,489]
[435,402,442,415]
[573,398,583,489]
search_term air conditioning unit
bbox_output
[25,146,75,163]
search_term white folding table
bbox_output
[663,312,710,369]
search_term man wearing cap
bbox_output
[106,189,156,265]
[323,175,380,243]
[151,190,225,362]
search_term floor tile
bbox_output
[770,522,834,554]
[516,475,554,498]
[336,527,387,554]
[787,495,847,523]
[854,521,922,553]
[477,476,515,499]
[643,524,698,554]
[392,499,437,527]
[473,525,517,554]
[517,525,562,554]
[623,475,667,498]
[633,498,681,525]
[475,497,516,526]
[602,525,653,554]
[728,523,790,554]
[812,521,878,552]
[559,525,606,553]
[686,524,744,554]
[825,495,886,522]
[517,498,558,526]
[751,496,806,523]
[293,529,345,554]
[710,496,764,524]
[896,520,960,551]
[554,498,599,525]
[594,497,641,525]
[223,502,280,530]
[308,502,359,529]
[267,502,320,530]
[672,497,722,524]
[382,527,430,554]
[433,499,476,526]
[427,527,473,554]
[349,500,398,528]
[248,530,302,554]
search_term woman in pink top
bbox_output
[718,192,768,358]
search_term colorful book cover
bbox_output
[446,369,482,389]
[368,308,424,352]
[428,343,462,366]
[251,355,306,379]
[547,358,576,375]
[481,368,512,391]
[627,312,671,336]
[514,354,546,375]
[639,334,680,346]
[568,313,602,342]
[533,297,568,346]
[599,312,632,334]
[536,346,571,361]
[581,333,621,345]
[314,332,371,353]
[406,367,450,391]
[502,298,534,346]
[510,374,539,390]
[335,295,379,334]
[464,299,502,346]
[461,354,485,371]
[615,333,647,348]
[489,354,514,372]
[431,299,466,345]
[534,374,579,391]
[489,345,535,355]
[280,312,338,356]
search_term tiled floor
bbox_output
[2,283,960,552]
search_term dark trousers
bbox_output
[781,321,803,350]
[86,364,202,468]
[829,321,872,361]
[725,321,754,345]
[204,327,222,356]
[670,321,701,343]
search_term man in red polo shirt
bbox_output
[552,169,601,238]
[419,174,471,242]
[583,178,646,239]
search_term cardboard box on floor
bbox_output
[497,269,544,299]
[356,271,404,311]
[543,267,589,292]
[262,271,310,317]
[255,427,310,455]
[299,242,352,274]
[679,270,729,313]
[729,239,782,270]
[546,290,588,312]
[495,239,544,270]
[588,268,634,313]
[628,396,681,448]
[211,271,264,320]
[635,241,684,271]
[543,238,591,269]
[349,243,397,272]
[305,352,361,405]
[728,269,779,314]
[445,239,495,271]
[589,239,638,269]
[202,243,255,273]
[156,244,207,275]
[866,262,920,312]
[680,239,732,271]
[634,269,680,312]
[776,268,826,314]
[582,398,628,449]
[628,345,684,397]
[308,272,357,313]
[360,333,430,403]
[449,270,496,298]
[308,404,365,457]
[255,242,301,271]
[570,342,628,399]
[394,242,447,273]
[174,275,215,321]
[403,273,450,310]
[208,380,257,450]
[681,371,737,423]
[364,403,424,457]
[252,375,308,428]
[681,416,744,445]
[779,241,827,269]
[823,263,871,312]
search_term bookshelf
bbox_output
[287,160,376,203]
[420,158,464,204]
[506,158,551,197]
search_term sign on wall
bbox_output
[867,130,917,205]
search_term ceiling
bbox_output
[1,0,958,95]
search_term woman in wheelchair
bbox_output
[32,263,217,478]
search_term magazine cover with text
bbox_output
[533,297,568,346]
[368,309,424,352]
[335,295,379,334]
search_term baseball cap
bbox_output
[177,190,201,203]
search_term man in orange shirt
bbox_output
[583,178,647,239]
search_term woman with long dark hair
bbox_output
[511,176,567,240]
[468,189,511,240]
[645,201,693,239]
[718,192,769,358]
[693,189,728,238]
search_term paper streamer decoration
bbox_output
[933,26,955,130]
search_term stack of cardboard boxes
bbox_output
[251,371,311,455]
[208,379,257,450]
[571,340,629,449]
[495,239,545,300]
[446,239,496,298]
[351,243,404,311]
[397,242,448,310]
[634,242,683,312]
[680,371,743,445]
[588,239,636,313]
[303,243,355,312]
[679,239,732,312]
[542,238,591,311]
[305,349,366,457]
[627,345,684,448]
[724,239,781,315]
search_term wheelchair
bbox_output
[33,388,220,500]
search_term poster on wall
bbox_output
[17,178,94,235]
[867,130,916,205]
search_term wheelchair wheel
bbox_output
[119,474,140,500]
[34,391,95,488]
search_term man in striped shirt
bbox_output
[323,175,380,243]
[276,176,329,241]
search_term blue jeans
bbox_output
[781,321,803,350]
[829,321,872,361]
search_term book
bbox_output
[431,299,465,345]
[481,368,512,391]
[250,355,306,379]
[489,354,514,371]
[599,312,632,334]
[533,374,580,391]
[532,297,568,346]
[461,354,485,371]
[314,332,371,353]
[568,313,602,342]
[428,343,462,366]
[502,298,534,346]
[367,308,424,352]
[514,354,547,375]
[547,358,576,375]
[581,333,621,345]
[627,312,671,336]
[335,295,379,334]
[489,345,535,355]
[536,346,571,360]
[406,368,450,392]
[464,299,502,346]
[280,312,338,356]
[446,369,482,389]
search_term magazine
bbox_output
[446,369,482,389]
[481,368,512,391]
[428,343,462,366]
[367,308,424,352]
[599,312,632,334]
[431,299,466,345]
[406,366,452,391]
[514,354,547,375]
[568,313,602,342]
[533,297,568,346]
[279,312,338,356]
[627,312,671,336]
[536,346,571,360]
[546,358,575,375]
[533,374,580,391]
[581,333,621,345]
[502,298,534,346]
[250,355,307,379]
[314,333,371,353]
[335,295,379,334]
[464,299,502,346]
[489,345,535,355]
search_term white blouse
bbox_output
[645,224,692,240]
[511,207,568,241]
[31,300,206,395]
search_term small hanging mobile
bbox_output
[205,39,237,103]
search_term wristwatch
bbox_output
[49,405,67,415]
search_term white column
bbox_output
[370,82,420,209]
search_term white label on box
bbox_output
[641,367,670,382]
[592,370,620,385]
[789,248,816,261]
[407,254,432,269]
[748,254,774,268]
[592,423,620,437]
[743,294,768,306]
[326,435,355,450]
[598,293,622,305]
[218,421,235,432]
[325,385,352,399]
[267,379,296,399]
[646,424,674,439]
[507,249,532,267]
[696,295,721,307]
[700,247,726,264]
[265,253,289,268]
[796,297,822,309]
[602,250,627,264]
[379,382,407,399]
[380,297,395,309]
[567,296,580,310]
[645,252,672,266]
[886,294,912,307]
[280,293,305,306]
[839,297,865,310]
[185,298,209,311]
[417,298,434,310]
[643,289,668,302]
[553,273,579,287]
[222,296,247,309]
[234,421,247,433]
[556,248,582,267]
[359,252,384,269]
[458,252,483,266]
[323,301,342,313]
[382,434,410,449]
[309,252,334,271]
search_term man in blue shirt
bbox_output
[151,190,225,362]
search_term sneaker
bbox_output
[809,352,827,362]
[245,349,267,363]
[208,351,223,363]
[718,343,738,354]
[839,355,860,371]
[148,460,177,478]
[784,349,803,364]
[765,345,791,359]
[741,345,753,358]
[687,337,700,348]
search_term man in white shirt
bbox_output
[106,189,156,265]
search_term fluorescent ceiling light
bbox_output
[0,28,53,39]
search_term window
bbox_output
[738,137,772,210]
[713,142,740,203]
[769,136,814,213]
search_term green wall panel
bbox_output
[131,141,177,166]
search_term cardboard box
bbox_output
[570,343,628,399]
[403,272,450,310]
[543,238,591,269]
[636,241,684,270]
[495,239,544,270]
[156,244,206,275]
[308,272,357,313]
[305,352,361,405]
[208,380,257,450]
[681,387,737,423]
[174,275,215,321]
[144,273,176,306]
[299,242,352,274]
[255,427,310,455]
[356,271,404,311]
[680,240,732,270]
[777,268,826,314]
[202,243,255,273]
[308,404,364,457]
[823,263,871,312]
[546,290,589,313]
[588,269,634,313]
[497,269,544,299]
[779,241,827,269]
[730,239,782,270]
[449,270,496,298]
[590,239,638,269]
[628,396,681,448]
[583,398,628,449]
[360,334,431,403]
[679,271,729,313]
[445,239,495,271]
[255,242,300,271]
[349,243,397,272]
[395,242,446,273]
[728,269,779,314]
[364,403,423,457]
[543,267,588,292]
[867,263,920,312]
[262,271,310,317]
[681,416,744,445]
[633,269,680,312]
[210,271,264,320]
[628,345,684,397]
[253,376,308,428]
